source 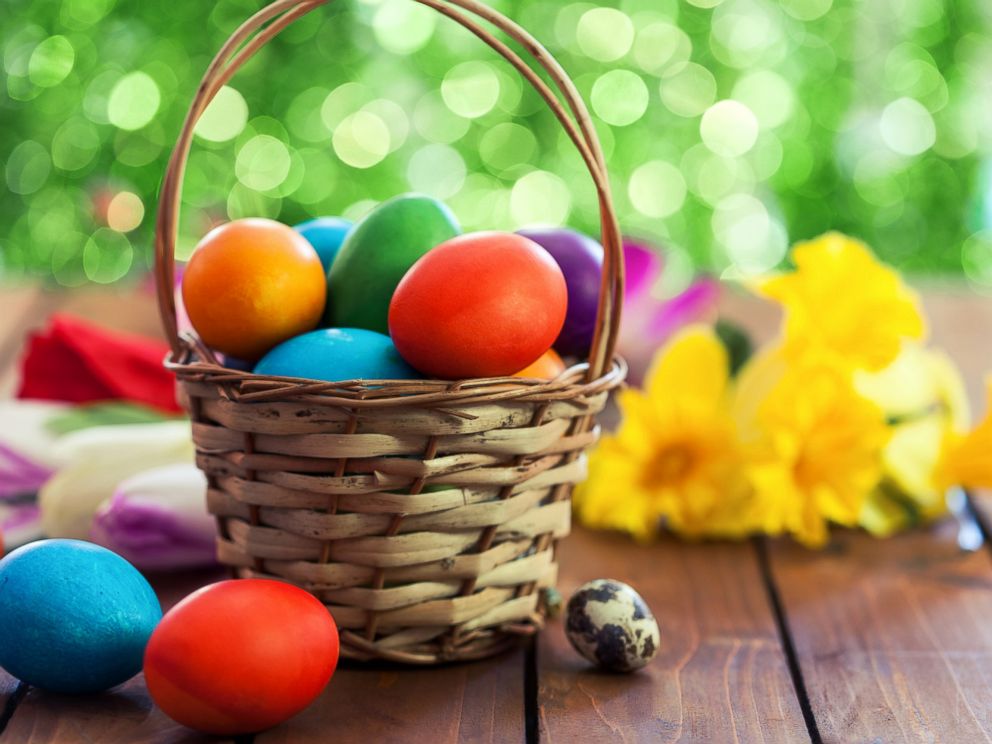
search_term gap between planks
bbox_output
[535,528,811,743]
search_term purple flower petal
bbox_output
[623,239,664,301]
[89,464,216,571]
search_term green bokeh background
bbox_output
[3,0,992,291]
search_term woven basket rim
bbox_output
[169,332,626,408]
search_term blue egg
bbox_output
[295,216,353,273]
[0,539,162,694]
[254,328,421,382]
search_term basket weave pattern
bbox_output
[156,0,625,664]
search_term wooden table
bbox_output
[0,282,990,743]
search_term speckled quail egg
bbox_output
[565,579,660,672]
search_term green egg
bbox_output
[324,194,461,333]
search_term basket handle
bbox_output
[154,0,624,381]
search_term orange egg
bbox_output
[513,349,567,379]
[181,219,326,360]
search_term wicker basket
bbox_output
[154,0,625,664]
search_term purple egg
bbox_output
[518,228,604,358]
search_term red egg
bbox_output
[144,579,338,735]
[389,232,568,378]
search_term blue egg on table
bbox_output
[295,216,353,273]
[0,539,162,694]
[254,328,421,382]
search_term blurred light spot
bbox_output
[732,70,794,129]
[107,191,144,232]
[195,85,248,143]
[479,122,537,175]
[362,99,409,153]
[51,233,88,287]
[853,152,905,206]
[236,134,292,190]
[962,231,992,286]
[28,35,74,87]
[293,148,337,205]
[321,83,373,129]
[576,8,635,62]
[373,0,436,55]
[288,87,331,142]
[655,244,695,299]
[115,128,164,168]
[713,194,787,274]
[591,70,648,126]
[711,0,783,69]
[6,140,51,195]
[442,62,500,119]
[660,63,716,118]
[880,97,936,156]
[414,90,470,144]
[780,0,832,21]
[687,0,725,7]
[108,72,161,131]
[511,171,571,226]
[407,144,466,199]
[333,111,390,168]
[343,199,379,222]
[751,134,784,179]
[701,100,759,157]
[227,183,282,220]
[61,0,115,28]
[52,119,99,172]
[628,161,686,218]
[83,229,133,283]
[82,69,118,125]
[634,22,692,74]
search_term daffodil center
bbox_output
[644,444,695,488]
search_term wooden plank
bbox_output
[768,519,992,743]
[258,650,526,743]
[1,569,228,744]
[538,527,810,743]
[55,284,167,342]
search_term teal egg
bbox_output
[294,216,353,273]
[254,328,421,382]
[0,539,162,694]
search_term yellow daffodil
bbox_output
[854,344,970,535]
[758,232,926,372]
[937,379,992,491]
[574,326,749,541]
[736,359,890,547]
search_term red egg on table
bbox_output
[389,231,568,379]
[144,579,339,735]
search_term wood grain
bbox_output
[257,650,525,743]
[538,528,810,743]
[767,519,992,743]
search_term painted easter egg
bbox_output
[325,194,460,333]
[513,349,567,379]
[254,328,420,382]
[144,579,339,735]
[295,216,353,273]
[565,579,660,673]
[182,218,326,360]
[389,232,568,379]
[518,228,604,358]
[0,539,162,693]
